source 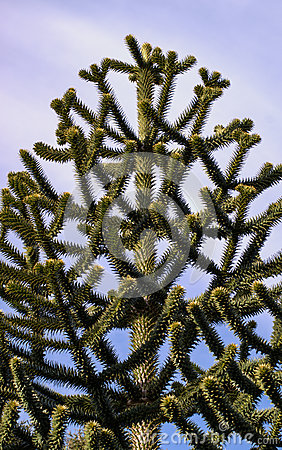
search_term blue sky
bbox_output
[0,0,281,448]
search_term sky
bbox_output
[0,0,281,448]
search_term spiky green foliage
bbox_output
[0,35,281,449]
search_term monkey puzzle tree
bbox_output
[0,35,281,449]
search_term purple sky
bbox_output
[1,0,281,270]
[0,1,281,448]
[1,0,281,239]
